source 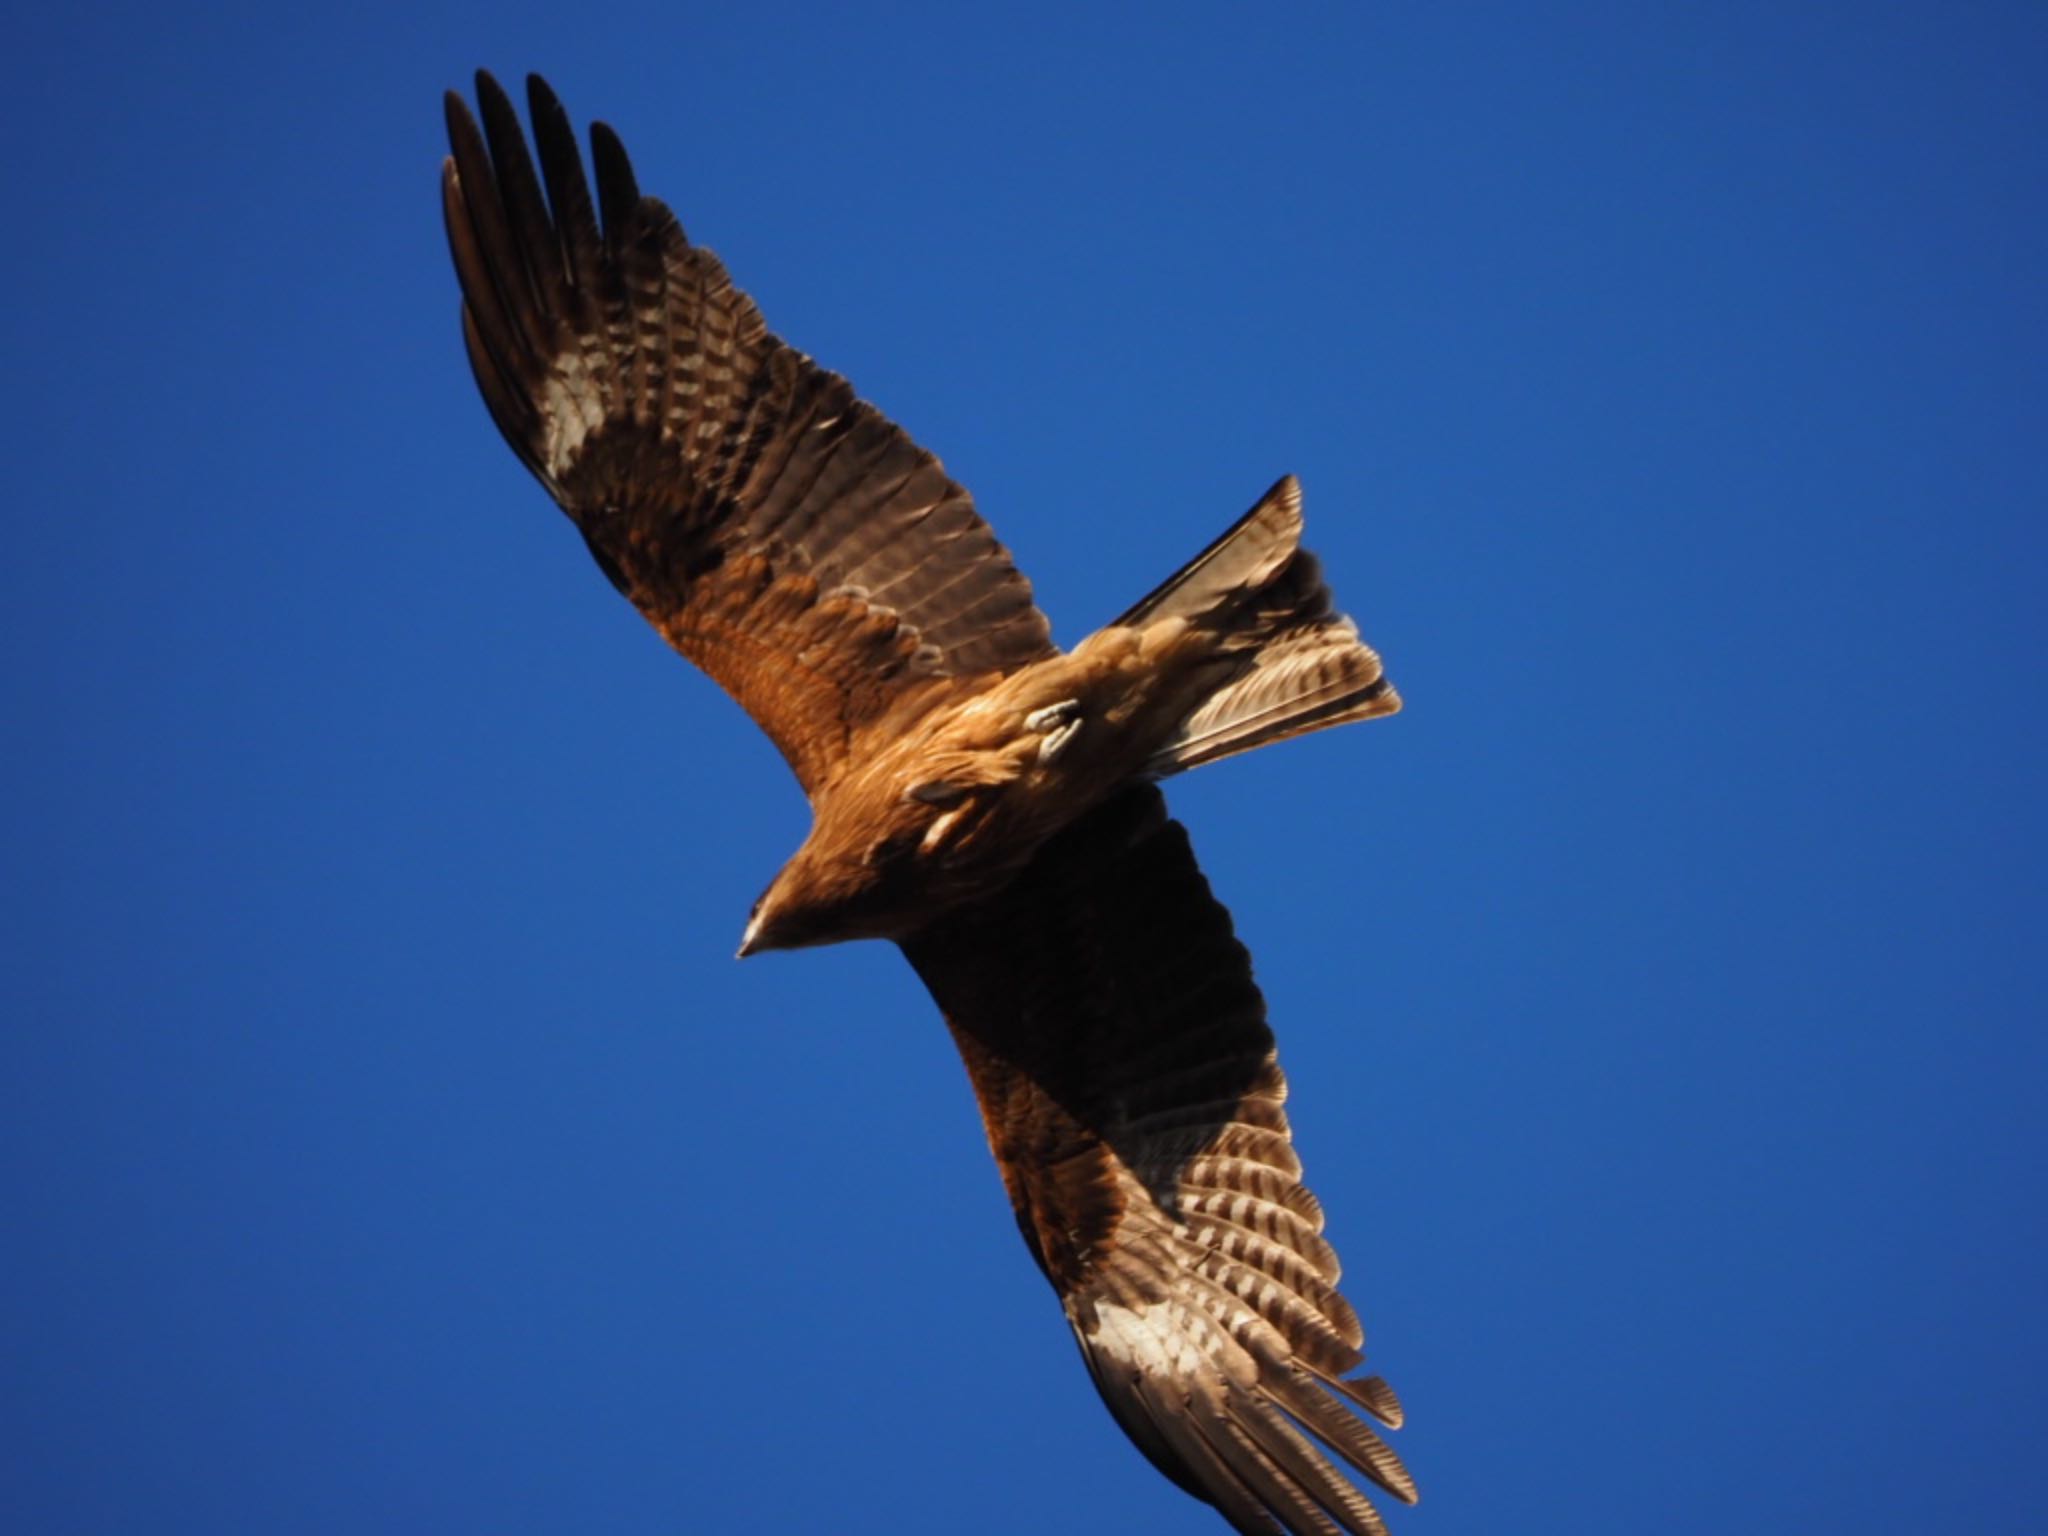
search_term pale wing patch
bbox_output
[1088,1297,1233,1383]
[543,350,608,473]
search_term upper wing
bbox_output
[901,787,1415,1536]
[441,73,1055,793]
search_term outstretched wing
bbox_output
[442,73,1055,793]
[901,787,1415,1536]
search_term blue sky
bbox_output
[5,4,2045,1532]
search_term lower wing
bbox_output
[901,786,1415,1535]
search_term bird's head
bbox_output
[735,760,1021,956]
[736,840,895,957]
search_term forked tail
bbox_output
[1125,476,1400,777]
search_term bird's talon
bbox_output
[1038,718,1084,762]
[1025,700,1081,733]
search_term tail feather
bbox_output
[1160,627,1396,774]
[1135,477,1400,779]
[1116,476,1305,631]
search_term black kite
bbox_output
[441,72,1414,1535]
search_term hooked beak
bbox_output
[735,909,767,960]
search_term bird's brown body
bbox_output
[443,72,1413,1536]
[746,614,1245,950]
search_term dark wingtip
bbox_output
[588,120,641,233]
[473,68,517,130]
[525,71,563,120]
[443,87,479,153]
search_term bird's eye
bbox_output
[905,780,969,807]
[868,829,923,869]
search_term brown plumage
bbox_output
[442,72,1411,1535]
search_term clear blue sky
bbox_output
[5,4,2044,1533]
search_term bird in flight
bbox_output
[441,72,1415,1535]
